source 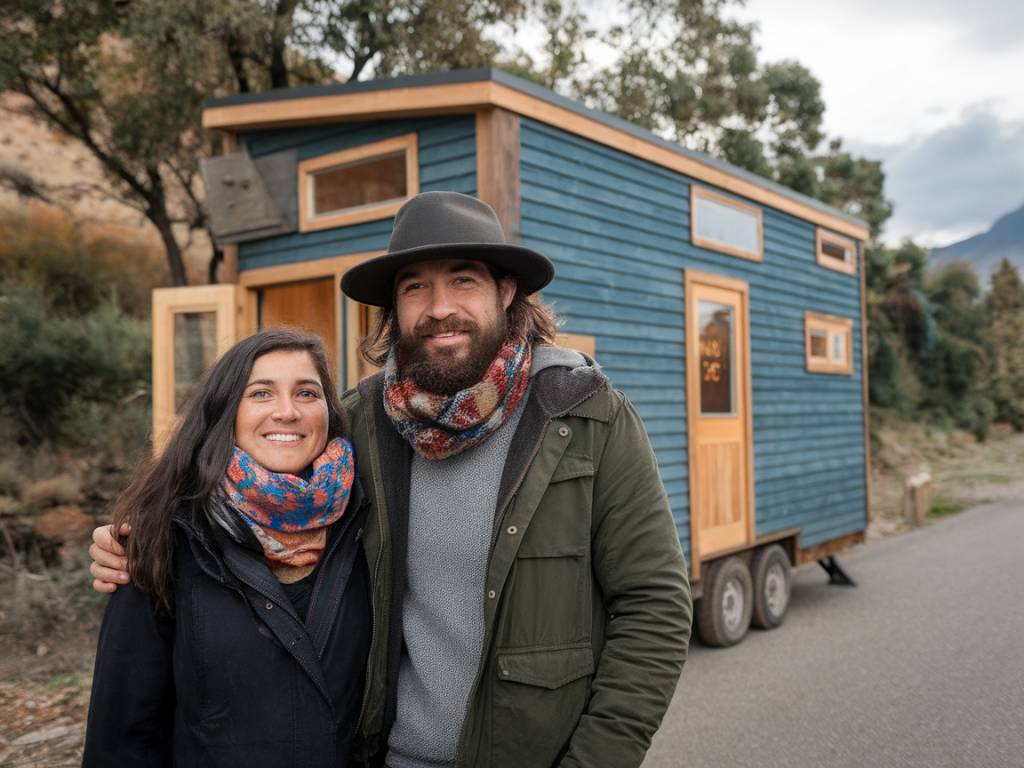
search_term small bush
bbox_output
[0,283,150,445]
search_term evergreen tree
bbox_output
[986,259,1024,428]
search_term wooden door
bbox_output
[258,278,338,370]
[685,270,755,574]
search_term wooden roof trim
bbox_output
[203,81,496,131]
[203,79,870,241]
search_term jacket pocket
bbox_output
[491,644,594,767]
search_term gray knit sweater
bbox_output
[384,346,587,768]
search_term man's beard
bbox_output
[397,313,508,396]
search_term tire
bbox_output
[696,556,753,647]
[750,544,792,630]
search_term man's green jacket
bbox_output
[342,356,692,767]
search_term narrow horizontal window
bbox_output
[816,228,858,275]
[805,312,854,375]
[298,134,419,232]
[690,186,764,262]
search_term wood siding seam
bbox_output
[474,108,521,240]
[296,133,419,233]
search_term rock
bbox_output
[34,505,93,544]
[11,723,79,746]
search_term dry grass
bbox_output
[869,415,1024,537]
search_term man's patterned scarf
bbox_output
[221,437,354,581]
[383,337,532,461]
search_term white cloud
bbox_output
[848,105,1024,246]
[733,0,1024,144]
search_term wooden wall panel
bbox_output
[259,278,337,370]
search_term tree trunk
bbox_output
[149,205,189,286]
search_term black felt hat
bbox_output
[340,191,555,307]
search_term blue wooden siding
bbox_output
[237,117,476,271]
[518,118,867,556]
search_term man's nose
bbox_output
[426,284,456,318]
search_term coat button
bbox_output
[507,525,518,535]
[558,426,570,437]
[265,602,273,610]
[501,668,510,677]
[487,590,496,600]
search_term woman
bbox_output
[83,329,370,768]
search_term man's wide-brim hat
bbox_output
[340,191,554,307]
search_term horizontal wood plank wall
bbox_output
[237,116,477,272]
[518,118,867,557]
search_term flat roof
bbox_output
[204,68,870,239]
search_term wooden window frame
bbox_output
[816,228,858,275]
[151,284,241,450]
[805,311,854,375]
[690,185,764,262]
[298,133,419,233]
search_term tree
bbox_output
[0,0,529,285]
[986,259,1024,428]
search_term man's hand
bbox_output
[89,523,131,593]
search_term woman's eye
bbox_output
[297,389,321,399]
[249,389,271,399]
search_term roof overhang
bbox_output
[203,69,871,241]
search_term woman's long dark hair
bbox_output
[112,328,344,610]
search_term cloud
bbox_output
[847,105,1024,246]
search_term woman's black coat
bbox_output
[82,485,371,768]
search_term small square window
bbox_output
[816,228,858,275]
[805,312,853,375]
[298,134,418,232]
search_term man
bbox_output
[91,191,692,767]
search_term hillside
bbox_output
[929,203,1024,288]
[0,92,211,283]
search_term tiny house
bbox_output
[154,69,871,647]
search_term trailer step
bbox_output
[817,556,856,587]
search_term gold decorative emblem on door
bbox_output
[685,270,755,579]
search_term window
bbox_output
[298,134,418,232]
[805,312,854,375]
[690,185,764,262]
[816,228,858,275]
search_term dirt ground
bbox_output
[2,427,1021,765]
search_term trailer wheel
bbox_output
[696,556,753,647]
[751,544,792,630]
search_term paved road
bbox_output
[642,495,1024,768]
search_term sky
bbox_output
[732,0,1024,246]
[510,0,1024,247]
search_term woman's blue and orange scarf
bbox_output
[222,437,354,580]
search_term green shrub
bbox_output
[0,283,150,445]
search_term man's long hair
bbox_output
[360,272,561,367]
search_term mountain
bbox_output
[928,203,1024,288]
